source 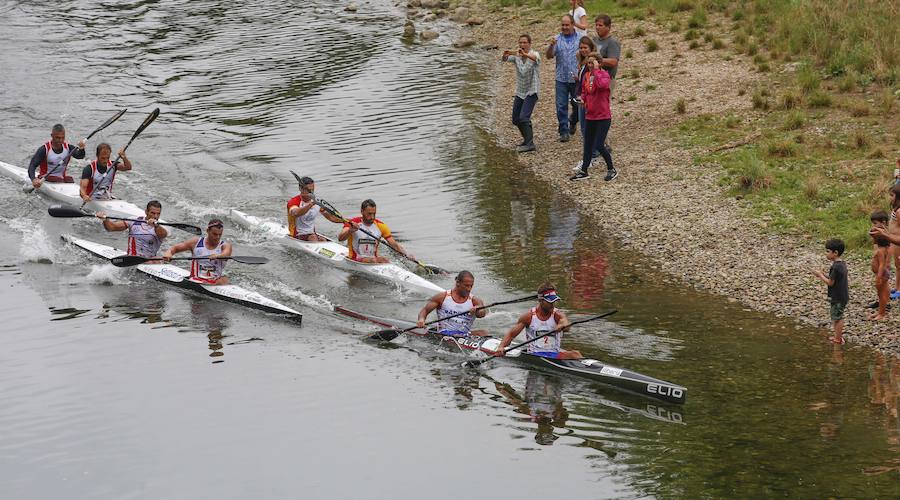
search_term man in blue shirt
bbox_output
[545,15,580,142]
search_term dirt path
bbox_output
[463,9,899,353]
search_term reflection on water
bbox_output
[496,372,569,446]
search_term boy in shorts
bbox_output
[813,239,848,344]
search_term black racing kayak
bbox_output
[334,306,686,405]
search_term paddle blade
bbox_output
[230,256,268,265]
[366,329,401,342]
[88,108,127,138]
[110,255,151,267]
[48,204,90,218]
[420,263,449,276]
[164,222,202,235]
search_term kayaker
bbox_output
[286,175,343,241]
[338,199,415,264]
[27,124,86,188]
[79,142,132,202]
[416,270,488,337]
[95,200,167,258]
[163,219,232,285]
[495,283,582,359]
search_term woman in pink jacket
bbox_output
[570,54,616,181]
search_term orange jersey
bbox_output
[344,217,390,260]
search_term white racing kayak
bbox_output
[0,160,145,219]
[231,209,444,295]
[61,234,303,320]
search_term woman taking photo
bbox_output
[570,54,615,182]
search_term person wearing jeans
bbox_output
[503,34,540,153]
[570,55,615,182]
[545,15,580,142]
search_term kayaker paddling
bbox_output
[416,270,488,337]
[163,219,233,285]
[79,143,132,202]
[96,200,168,258]
[28,124,86,188]
[495,283,582,359]
[286,175,343,242]
[338,199,415,264]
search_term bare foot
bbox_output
[870,314,887,321]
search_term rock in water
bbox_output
[344,3,358,12]
[466,17,484,26]
[451,7,470,22]
[403,24,416,38]
[452,38,476,48]
[420,30,438,41]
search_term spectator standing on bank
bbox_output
[569,0,588,37]
[592,14,621,153]
[546,15,580,143]
[573,36,596,170]
[569,54,616,182]
[502,34,540,153]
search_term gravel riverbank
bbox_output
[443,4,899,354]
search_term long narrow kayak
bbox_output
[231,209,444,295]
[0,160,146,219]
[334,306,686,405]
[62,234,303,321]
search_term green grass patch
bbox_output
[645,39,659,52]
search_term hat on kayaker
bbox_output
[537,282,561,303]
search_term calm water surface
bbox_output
[1,1,898,498]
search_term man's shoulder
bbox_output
[287,194,303,207]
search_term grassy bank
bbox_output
[481,0,898,253]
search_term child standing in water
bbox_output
[870,211,892,321]
[814,239,849,344]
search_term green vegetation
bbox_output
[675,97,686,113]
[645,39,659,52]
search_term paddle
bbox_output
[368,294,537,342]
[110,254,269,267]
[48,203,201,235]
[462,309,618,368]
[24,108,128,193]
[310,194,449,276]
[83,108,160,208]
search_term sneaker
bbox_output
[559,133,570,143]
[572,160,583,172]
[569,169,590,181]
[516,143,536,153]
[604,168,618,181]
[891,289,900,300]
[866,300,893,310]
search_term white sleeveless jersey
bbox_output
[88,160,116,200]
[45,142,71,178]
[436,291,474,335]
[292,199,318,236]
[126,218,166,258]
[190,237,226,282]
[525,307,561,354]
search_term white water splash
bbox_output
[83,264,130,285]
[7,218,55,263]
[260,281,333,311]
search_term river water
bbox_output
[1,1,898,498]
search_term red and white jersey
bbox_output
[287,195,318,237]
[126,217,166,258]
[86,160,116,200]
[42,141,72,178]
[190,237,226,283]
[344,217,390,260]
[525,307,562,354]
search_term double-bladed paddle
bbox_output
[462,309,618,368]
[83,108,160,208]
[368,294,537,341]
[48,204,201,235]
[110,254,269,267]
[24,108,128,193]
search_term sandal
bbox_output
[828,336,845,345]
